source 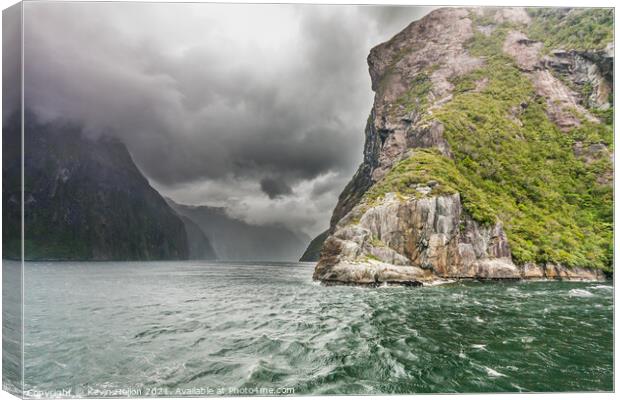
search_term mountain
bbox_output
[179,215,217,260]
[2,112,190,260]
[167,200,310,262]
[314,7,613,284]
[299,230,328,261]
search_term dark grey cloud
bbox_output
[21,2,435,236]
[260,178,293,199]
[2,2,21,122]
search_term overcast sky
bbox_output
[22,2,434,237]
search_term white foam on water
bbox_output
[568,289,594,297]
[591,285,612,290]
[521,336,535,343]
[484,366,506,377]
[425,279,455,287]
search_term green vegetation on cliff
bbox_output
[471,8,614,52]
[365,149,497,225]
[366,20,612,271]
[396,73,433,116]
[527,8,613,51]
[438,64,611,270]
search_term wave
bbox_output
[590,285,613,291]
[484,367,506,377]
[568,289,594,297]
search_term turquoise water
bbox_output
[7,261,615,395]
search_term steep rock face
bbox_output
[315,7,612,285]
[542,46,613,110]
[328,112,380,230]
[314,192,606,283]
[502,28,611,130]
[366,7,484,182]
[314,193,522,283]
[4,113,190,260]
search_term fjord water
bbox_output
[17,261,612,395]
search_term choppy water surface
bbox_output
[17,261,613,395]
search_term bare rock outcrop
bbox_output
[315,192,606,285]
[315,193,526,285]
[502,30,608,131]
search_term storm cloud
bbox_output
[21,2,434,236]
[260,178,293,199]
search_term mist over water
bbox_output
[12,261,613,395]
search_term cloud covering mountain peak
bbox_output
[21,2,434,236]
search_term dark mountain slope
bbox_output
[3,112,190,260]
[299,230,328,262]
[180,215,217,260]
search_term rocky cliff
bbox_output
[3,112,191,260]
[314,7,613,285]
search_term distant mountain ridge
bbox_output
[167,199,310,262]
